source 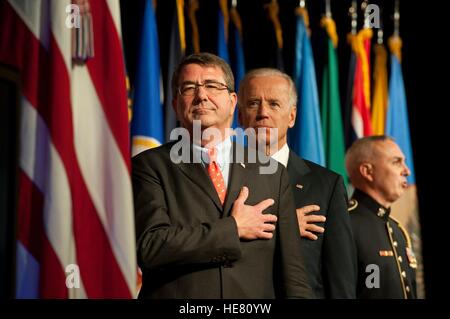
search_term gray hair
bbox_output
[237,68,297,109]
[345,135,395,180]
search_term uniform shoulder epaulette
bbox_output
[389,216,412,248]
[348,199,358,212]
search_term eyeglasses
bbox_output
[178,81,231,96]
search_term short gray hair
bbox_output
[345,135,395,180]
[237,68,297,108]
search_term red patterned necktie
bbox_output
[207,147,227,205]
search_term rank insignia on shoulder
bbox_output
[348,199,358,212]
[406,247,418,269]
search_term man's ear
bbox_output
[288,106,297,128]
[359,163,374,182]
[229,92,237,115]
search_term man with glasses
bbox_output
[132,53,312,299]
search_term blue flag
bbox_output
[131,0,163,156]
[217,5,229,63]
[165,2,185,142]
[386,54,415,183]
[289,14,325,166]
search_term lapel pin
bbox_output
[296,184,303,189]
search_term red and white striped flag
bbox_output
[0,0,136,298]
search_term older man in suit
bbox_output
[132,53,312,299]
[238,68,357,298]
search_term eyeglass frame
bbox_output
[177,80,232,96]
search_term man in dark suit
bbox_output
[238,68,357,298]
[345,136,417,298]
[132,53,312,298]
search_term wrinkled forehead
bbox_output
[179,64,225,82]
[245,75,291,97]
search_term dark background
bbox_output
[0,65,20,299]
[119,0,446,298]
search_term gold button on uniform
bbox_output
[406,286,410,292]
[398,256,403,262]
[401,271,406,278]
[393,241,398,247]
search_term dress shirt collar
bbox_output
[271,143,290,167]
[192,137,232,169]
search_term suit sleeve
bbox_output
[322,175,358,298]
[277,167,314,298]
[132,154,242,271]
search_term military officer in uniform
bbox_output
[345,136,417,299]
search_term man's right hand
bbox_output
[231,186,277,240]
[296,205,326,240]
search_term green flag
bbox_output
[320,18,347,185]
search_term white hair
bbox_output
[237,68,297,109]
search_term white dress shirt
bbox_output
[192,138,232,187]
[271,143,290,168]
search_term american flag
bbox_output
[0,0,136,298]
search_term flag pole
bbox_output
[325,0,332,18]
[394,0,400,37]
[349,0,358,35]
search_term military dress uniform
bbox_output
[349,189,417,299]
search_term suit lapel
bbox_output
[287,151,312,205]
[222,161,247,217]
[222,142,251,217]
[178,162,223,211]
